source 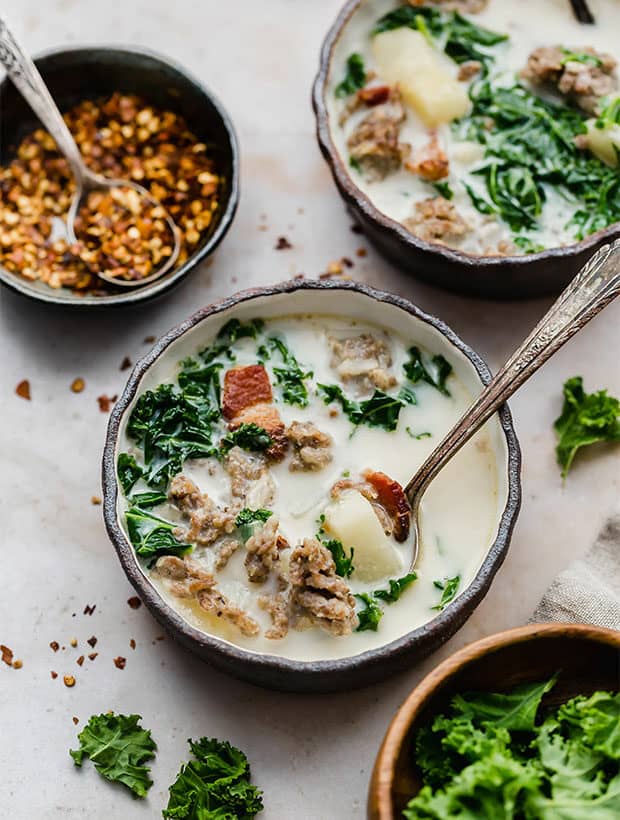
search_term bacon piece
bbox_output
[222,365,273,420]
[363,470,411,542]
[358,85,391,107]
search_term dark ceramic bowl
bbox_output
[368,623,620,819]
[0,46,239,307]
[312,0,620,300]
[102,279,521,692]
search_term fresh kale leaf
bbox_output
[118,452,143,496]
[557,691,620,760]
[452,676,557,732]
[373,572,417,603]
[126,506,189,564]
[335,53,366,98]
[472,162,544,231]
[399,385,418,405]
[70,713,156,798]
[431,575,461,611]
[355,593,383,632]
[372,6,507,72]
[235,507,273,542]
[554,376,620,477]
[221,423,273,454]
[163,737,263,819]
[129,491,168,509]
[266,336,312,407]
[404,347,453,397]
[317,384,408,432]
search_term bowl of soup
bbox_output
[313,0,620,299]
[102,280,521,691]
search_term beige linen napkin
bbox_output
[531,510,620,630]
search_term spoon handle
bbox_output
[0,17,88,185]
[406,239,620,502]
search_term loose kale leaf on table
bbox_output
[554,376,620,477]
[163,737,263,819]
[70,713,156,798]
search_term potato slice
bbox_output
[372,29,470,126]
[323,490,402,582]
[585,119,620,168]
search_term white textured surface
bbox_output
[0,1,619,818]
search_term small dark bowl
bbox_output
[312,0,620,300]
[0,46,239,307]
[102,279,521,692]
[368,623,620,818]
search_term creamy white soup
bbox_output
[329,0,620,256]
[117,314,503,661]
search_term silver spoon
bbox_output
[0,18,181,288]
[406,240,620,570]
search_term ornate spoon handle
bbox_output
[406,239,620,502]
[0,16,88,184]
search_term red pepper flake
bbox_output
[83,604,96,616]
[15,380,31,400]
[50,641,60,652]
[97,394,118,413]
[127,597,142,610]
[356,247,367,257]
[64,675,76,688]
[88,653,98,661]
[91,496,102,505]
[76,656,85,667]
[114,656,126,670]
[129,639,136,650]
[342,257,354,268]
[72,716,79,725]
[143,335,156,344]
[1,645,14,666]
[51,671,58,679]
[275,236,292,250]
[87,636,97,648]
[120,356,132,371]
[71,377,85,393]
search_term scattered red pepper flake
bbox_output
[83,604,96,616]
[12,659,23,669]
[143,335,156,343]
[129,639,136,650]
[72,716,79,725]
[15,380,31,400]
[87,636,97,648]
[91,495,102,505]
[97,394,118,413]
[71,377,85,393]
[76,656,85,666]
[50,641,60,652]
[356,247,367,257]
[1,645,14,666]
[51,671,58,679]
[114,656,126,670]
[120,356,132,370]
[88,653,98,661]
[63,675,76,688]
[275,236,292,250]
[127,597,142,610]
[342,257,354,268]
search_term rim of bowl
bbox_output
[102,278,522,681]
[0,44,240,308]
[369,622,620,817]
[311,0,620,271]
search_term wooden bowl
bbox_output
[368,623,620,819]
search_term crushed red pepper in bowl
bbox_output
[0,93,221,294]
